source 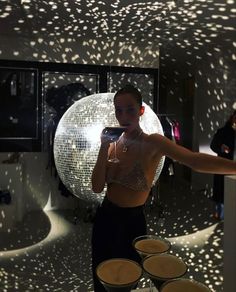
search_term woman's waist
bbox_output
[101,195,145,216]
[106,185,149,208]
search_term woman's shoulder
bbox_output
[143,132,180,155]
[141,133,166,163]
[142,132,165,152]
[143,132,165,143]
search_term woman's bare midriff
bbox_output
[106,183,150,207]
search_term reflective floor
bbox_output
[0,177,223,292]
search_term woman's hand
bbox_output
[101,128,121,146]
[101,128,113,146]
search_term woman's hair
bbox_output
[114,84,143,107]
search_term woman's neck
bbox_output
[123,127,142,140]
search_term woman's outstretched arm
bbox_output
[152,134,236,175]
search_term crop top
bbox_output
[106,160,150,192]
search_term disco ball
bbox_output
[53,92,165,203]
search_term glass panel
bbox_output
[42,72,98,151]
[0,68,37,139]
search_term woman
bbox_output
[91,85,236,292]
[210,110,236,219]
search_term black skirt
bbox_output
[91,196,147,292]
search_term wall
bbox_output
[160,46,236,197]
[192,52,236,196]
[0,35,159,68]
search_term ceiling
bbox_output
[0,0,236,68]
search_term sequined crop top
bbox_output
[106,160,150,192]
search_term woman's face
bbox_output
[114,93,144,132]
